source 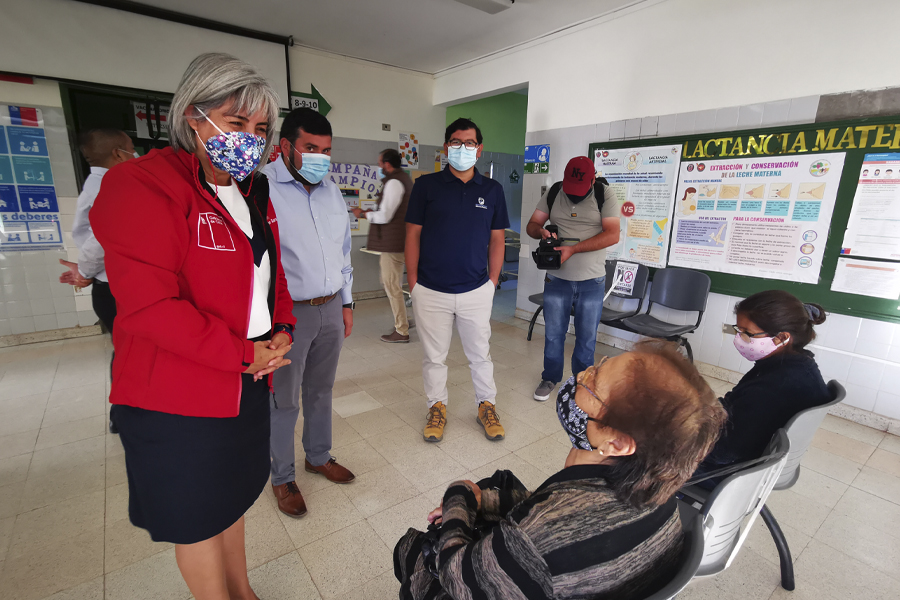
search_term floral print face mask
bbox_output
[196,112,266,181]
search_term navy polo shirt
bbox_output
[406,167,510,294]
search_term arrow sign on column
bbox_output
[288,85,332,116]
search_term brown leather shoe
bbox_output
[304,458,356,483]
[272,481,307,518]
[381,330,410,343]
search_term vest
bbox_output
[367,168,412,253]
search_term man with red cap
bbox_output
[525,156,620,401]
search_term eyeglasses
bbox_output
[577,356,610,409]
[731,325,771,343]
[447,140,479,150]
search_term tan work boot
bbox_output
[477,402,505,441]
[424,402,447,442]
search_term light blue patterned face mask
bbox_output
[196,113,265,181]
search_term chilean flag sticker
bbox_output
[1,105,43,127]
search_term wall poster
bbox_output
[399,132,419,169]
[840,153,900,260]
[593,144,682,268]
[329,162,381,233]
[669,152,846,283]
[0,105,64,251]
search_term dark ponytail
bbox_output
[735,290,826,351]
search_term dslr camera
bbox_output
[532,225,579,270]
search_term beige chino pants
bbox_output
[380,252,409,336]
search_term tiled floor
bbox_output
[1,291,899,599]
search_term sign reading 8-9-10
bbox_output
[0,105,63,251]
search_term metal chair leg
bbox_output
[682,337,694,363]
[760,504,795,591]
[527,306,543,341]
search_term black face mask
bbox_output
[567,188,592,204]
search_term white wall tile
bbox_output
[715,107,740,130]
[0,319,10,336]
[860,319,895,344]
[737,103,765,128]
[57,311,78,329]
[640,116,658,138]
[593,122,611,144]
[6,300,32,318]
[761,100,792,126]
[77,310,98,327]
[820,313,862,352]
[717,336,743,371]
[815,348,851,382]
[657,114,677,137]
[74,295,93,312]
[30,298,55,316]
[847,357,885,389]
[609,120,626,140]
[854,339,891,360]
[33,314,58,331]
[673,112,696,135]
[873,391,900,420]
[788,95,820,124]
[843,382,878,412]
[624,118,641,138]
[695,109,717,133]
[10,316,34,334]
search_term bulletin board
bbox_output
[588,116,900,323]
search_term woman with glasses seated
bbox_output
[394,342,726,600]
[698,290,830,476]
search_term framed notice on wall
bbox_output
[593,144,682,268]
[0,105,64,251]
[668,152,846,284]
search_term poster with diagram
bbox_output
[399,132,419,169]
[839,153,900,260]
[593,144,682,268]
[0,105,64,251]
[668,153,845,283]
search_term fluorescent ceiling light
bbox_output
[451,0,515,15]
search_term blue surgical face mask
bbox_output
[286,143,331,184]
[376,167,384,180]
[447,146,478,171]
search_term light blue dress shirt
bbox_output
[263,157,353,304]
[72,166,108,282]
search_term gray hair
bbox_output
[169,53,280,170]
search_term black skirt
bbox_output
[116,372,270,544]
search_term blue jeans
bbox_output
[541,274,605,383]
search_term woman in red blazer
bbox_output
[92,53,296,600]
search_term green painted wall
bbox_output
[446,92,527,156]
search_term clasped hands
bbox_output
[243,332,293,381]
[426,480,481,526]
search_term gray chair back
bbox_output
[605,260,650,300]
[649,268,711,312]
[775,380,845,490]
[694,429,790,577]
[641,511,705,600]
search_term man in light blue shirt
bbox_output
[262,108,356,518]
[59,129,135,434]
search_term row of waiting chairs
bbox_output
[526,262,712,361]
[646,380,845,598]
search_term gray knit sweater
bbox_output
[395,464,683,600]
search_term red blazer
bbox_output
[91,147,296,418]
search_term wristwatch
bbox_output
[343,302,356,310]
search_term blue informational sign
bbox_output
[12,156,53,185]
[0,185,18,212]
[0,221,28,246]
[7,126,48,156]
[0,125,7,154]
[524,145,550,164]
[17,185,58,212]
[27,220,63,244]
[0,155,13,184]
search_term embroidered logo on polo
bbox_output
[198,212,236,251]
[475,197,487,209]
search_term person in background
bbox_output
[525,156,620,402]
[698,290,830,473]
[353,148,413,343]
[263,107,356,519]
[405,118,509,443]
[91,53,295,600]
[60,128,137,433]
[394,342,726,600]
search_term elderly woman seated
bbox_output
[394,342,726,600]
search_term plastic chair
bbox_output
[641,511,705,600]
[679,429,790,578]
[602,260,650,323]
[621,268,711,362]
[758,380,846,590]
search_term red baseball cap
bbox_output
[563,156,594,196]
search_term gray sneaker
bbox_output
[533,380,556,402]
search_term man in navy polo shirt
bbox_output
[405,118,509,443]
